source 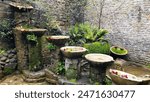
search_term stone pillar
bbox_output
[13,29,28,71]
[65,58,82,80]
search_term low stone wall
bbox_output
[0,49,17,79]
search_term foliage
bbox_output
[0,19,13,41]
[47,43,56,51]
[84,41,110,54]
[68,23,109,46]
[0,49,5,55]
[111,47,127,54]
[56,62,65,75]
[26,34,38,43]
[3,67,15,75]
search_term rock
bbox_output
[22,70,45,79]
[45,69,58,80]
[4,63,17,70]
[58,78,77,85]
[9,58,17,63]
[6,59,10,63]
[3,53,8,57]
[0,56,7,62]
[115,59,127,66]
[46,78,58,84]
[3,63,17,75]
[0,61,5,65]
[11,49,17,54]
[7,50,12,54]
[13,55,17,58]
[8,54,15,59]
[22,75,45,83]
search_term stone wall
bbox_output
[85,0,150,64]
[1,0,150,64]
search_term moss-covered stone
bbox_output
[28,37,43,72]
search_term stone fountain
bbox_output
[85,53,114,84]
[60,46,87,80]
[9,1,47,83]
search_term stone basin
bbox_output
[85,53,114,66]
[60,46,87,58]
[106,61,150,85]
[46,35,70,46]
[110,46,128,59]
[14,27,47,37]
[85,53,114,84]
[109,69,143,85]
[9,2,33,12]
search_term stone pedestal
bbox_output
[89,64,107,84]
[13,27,47,71]
[65,58,82,80]
[48,47,62,73]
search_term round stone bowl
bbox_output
[110,46,128,59]
[85,53,114,66]
[46,35,70,46]
[109,69,143,85]
[60,46,87,58]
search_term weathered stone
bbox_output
[6,59,10,63]
[11,49,17,54]
[58,78,77,85]
[22,76,45,83]
[9,58,17,63]
[7,50,12,54]
[8,54,15,59]
[3,53,8,57]
[0,56,7,62]
[0,61,5,65]
[22,70,45,79]
[4,63,17,70]
[46,78,58,85]
[45,69,58,80]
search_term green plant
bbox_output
[84,41,110,54]
[0,19,13,41]
[111,47,127,55]
[47,43,56,51]
[26,34,37,43]
[56,62,65,75]
[0,49,5,55]
[3,67,15,75]
[68,23,109,45]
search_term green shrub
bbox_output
[56,62,65,75]
[47,43,56,51]
[84,41,110,54]
[0,19,13,41]
[68,23,109,46]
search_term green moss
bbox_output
[28,37,42,72]
[3,67,15,75]
[84,42,110,54]
[65,68,77,80]
[69,79,77,83]
[111,47,127,55]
